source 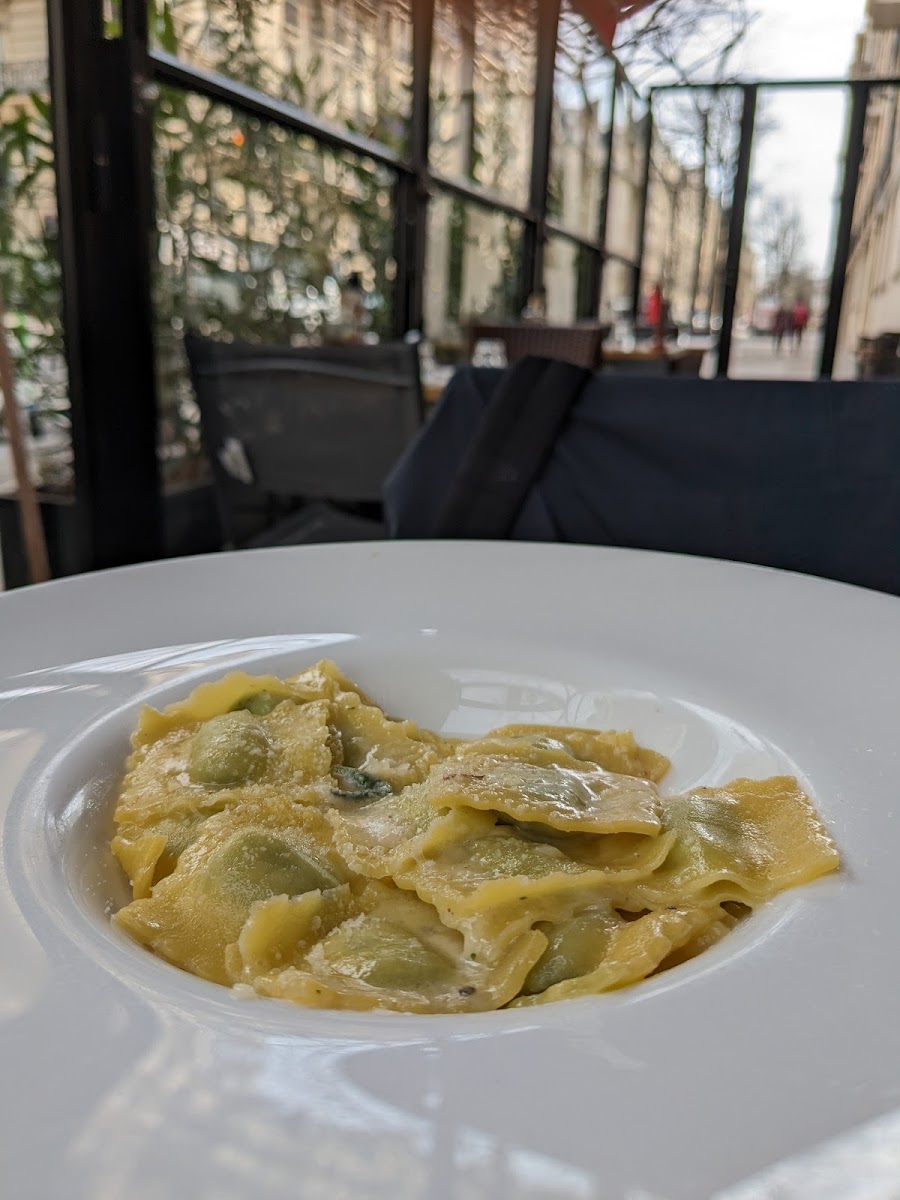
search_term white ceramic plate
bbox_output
[2,541,900,1200]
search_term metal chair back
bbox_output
[186,335,423,546]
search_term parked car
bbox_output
[751,298,779,335]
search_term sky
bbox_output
[733,0,869,276]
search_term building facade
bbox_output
[840,0,900,367]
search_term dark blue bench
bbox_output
[385,364,900,596]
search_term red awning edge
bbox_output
[573,0,657,51]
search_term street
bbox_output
[721,329,857,380]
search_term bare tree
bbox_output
[759,194,808,297]
[613,0,760,324]
[613,0,757,89]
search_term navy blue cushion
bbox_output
[385,366,900,594]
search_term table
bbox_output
[601,344,710,375]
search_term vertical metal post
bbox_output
[520,0,561,309]
[44,0,95,575]
[819,81,869,378]
[689,106,709,320]
[630,92,653,319]
[457,0,476,178]
[715,83,757,377]
[587,63,618,318]
[597,67,619,249]
[48,0,163,572]
[575,244,596,319]
[394,0,433,335]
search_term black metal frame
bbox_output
[715,83,757,377]
[819,81,871,379]
[644,75,900,379]
[48,0,163,569]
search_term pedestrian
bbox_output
[646,281,666,349]
[792,299,810,349]
[773,303,791,354]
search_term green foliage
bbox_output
[427,5,527,331]
[0,87,68,470]
[0,90,61,354]
[0,1,409,485]
[153,0,404,481]
[0,0,532,483]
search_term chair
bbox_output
[857,332,900,379]
[385,365,900,596]
[465,321,609,370]
[185,335,423,548]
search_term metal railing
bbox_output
[44,0,647,571]
[644,75,900,378]
[38,0,900,576]
[147,1,643,334]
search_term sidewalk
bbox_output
[726,330,858,380]
[728,330,824,380]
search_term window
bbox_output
[0,0,70,495]
[549,1,614,239]
[430,0,537,206]
[424,192,523,351]
[153,87,396,483]
[151,0,413,151]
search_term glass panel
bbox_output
[153,86,397,485]
[103,0,124,38]
[151,0,413,152]
[544,236,578,323]
[0,7,71,500]
[423,191,523,356]
[640,87,739,343]
[600,257,635,328]
[430,0,537,206]
[548,1,613,239]
[837,83,900,380]
[605,83,648,264]
[732,86,849,380]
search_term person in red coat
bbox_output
[646,282,666,348]
[792,300,810,348]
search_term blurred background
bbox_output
[0,0,897,585]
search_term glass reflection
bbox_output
[151,0,413,150]
[430,0,537,206]
[424,192,523,355]
[604,82,649,266]
[731,86,849,381]
[0,0,72,495]
[544,236,579,323]
[549,1,614,241]
[640,87,739,339]
[599,257,635,327]
[153,86,396,484]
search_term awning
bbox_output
[574,0,657,51]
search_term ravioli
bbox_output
[609,776,841,911]
[253,880,546,1014]
[426,754,662,835]
[110,661,840,1013]
[114,798,346,984]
